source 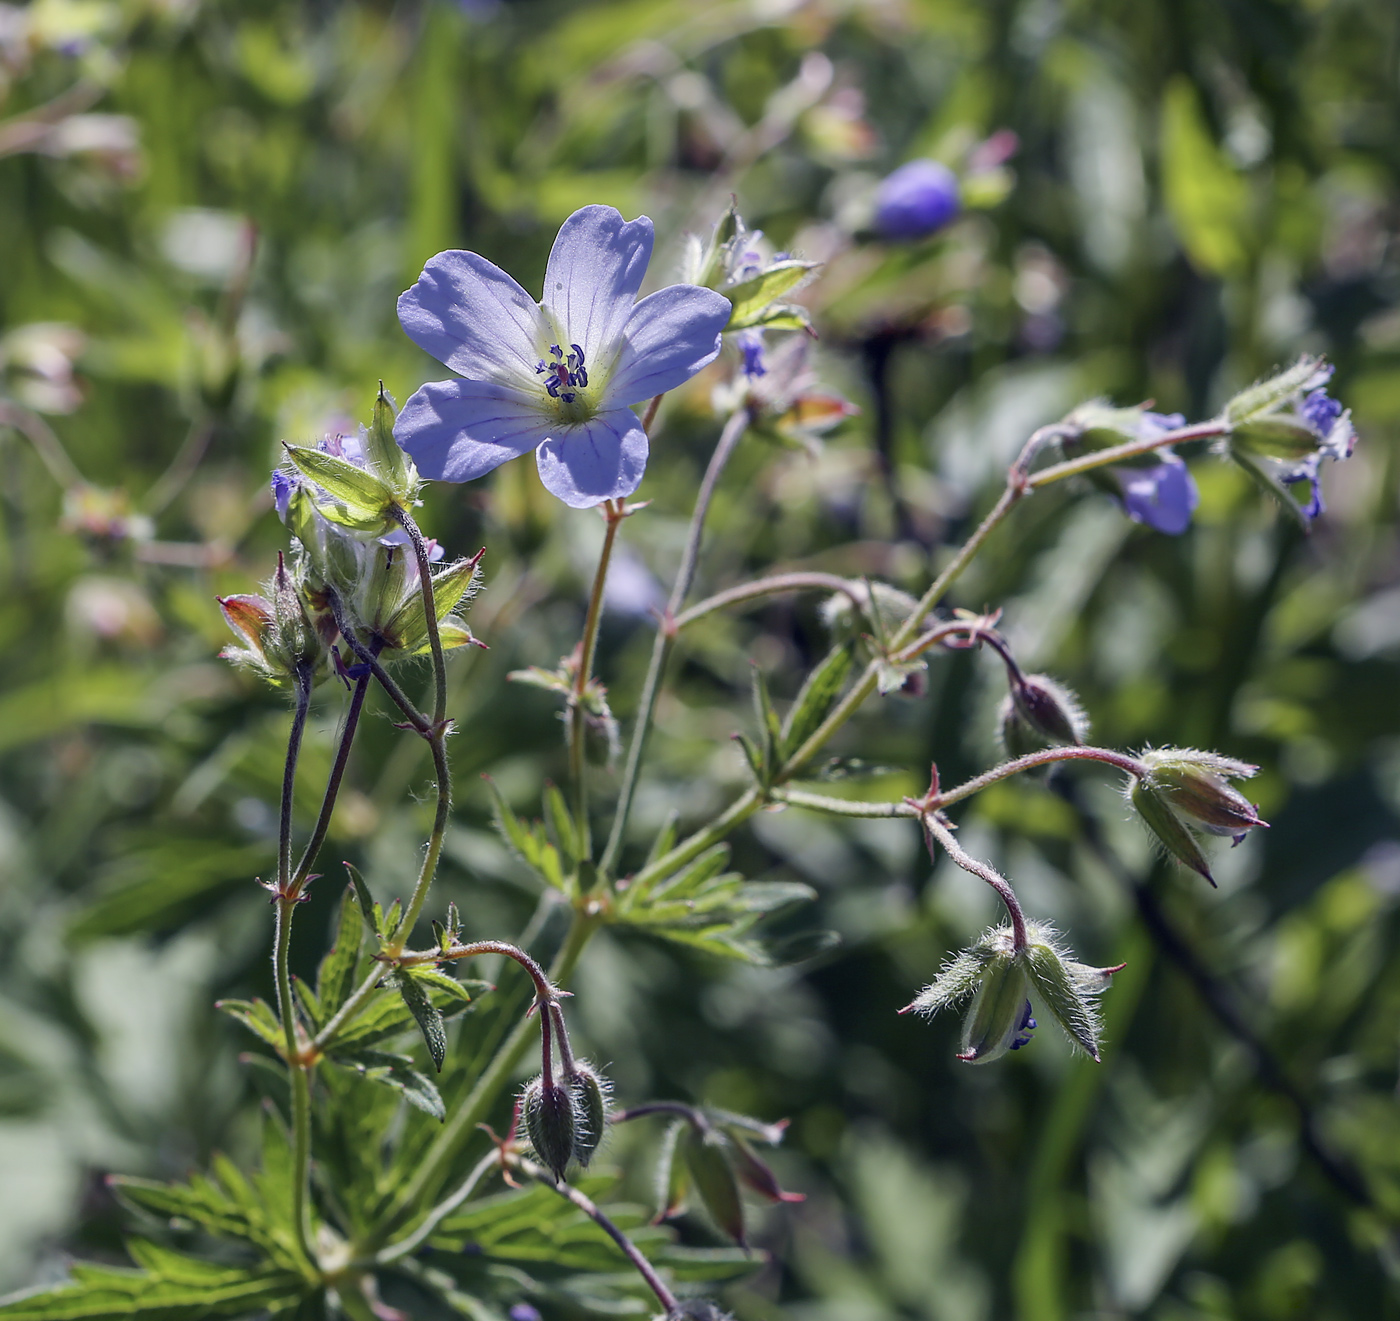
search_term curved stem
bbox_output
[374,1148,499,1264]
[601,408,751,877]
[611,1100,706,1127]
[674,572,863,630]
[291,655,377,890]
[393,509,448,729]
[933,746,1147,808]
[571,502,624,861]
[507,1153,679,1314]
[922,811,1029,952]
[1024,421,1228,489]
[367,909,597,1247]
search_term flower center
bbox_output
[535,343,592,418]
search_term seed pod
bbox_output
[522,1077,577,1183]
[683,1125,745,1246]
[568,1062,610,1168]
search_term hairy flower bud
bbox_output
[907,923,1121,1063]
[1007,672,1088,748]
[567,1062,611,1168]
[217,554,326,688]
[522,1077,578,1183]
[873,158,961,239]
[1130,748,1267,885]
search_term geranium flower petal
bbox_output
[542,205,653,363]
[535,408,648,508]
[398,251,544,381]
[394,378,549,483]
[601,284,732,407]
[1117,453,1198,536]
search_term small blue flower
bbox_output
[1007,1000,1036,1051]
[736,329,767,378]
[873,159,961,240]
[1280,373,1355,520]
[394,205,732,509]
[270,469,295,519]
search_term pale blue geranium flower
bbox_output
[393,205,732,508]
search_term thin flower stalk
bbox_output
[601,407,751,877]
[922,811,1029,952]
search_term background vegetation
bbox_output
[3,0,1400,1316]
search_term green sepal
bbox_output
[282,444,397,533]
[364,384,416,496]
[1231,416,1320,461]
[1131,780,1215,884]
[1023,942,1102,1061]
[958,953,1030,1065]
[683,1127,745,1246]
[1224,355,1328,424]
[1228,448,1312,531]
[654,1118,691,1220]
[905,945,996,1017]
[383,554,480,653]
[724,260,819,329]
[740,303,813,333]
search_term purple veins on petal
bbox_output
[541,205,653,362]
[603,283,731,406]
[395,378,549,484]
[535,409,648,509]
[1117,452,1199,535]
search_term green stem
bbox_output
[1024,421,1228,490]
[509,1154,680,1314]
[622,785,763,896]
[770,787,916,819]
[601,407,751,877]
[291,648,379,890]
[674,572,863,630]
[273,898,316,1270]
[373,1148,499,1264]
[394,509,448,728]
[272,663,315,1268]
[921,811,1028,951]
[571,502,624,861]
[367,909,597,1247]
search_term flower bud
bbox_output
[956,949,1032,1064]
[873,159,961,239]
[1007,672,1088,748]
[728,1136,804,1204]
[1129,748,1267,886]
[217,554,326,688]
[668,1304,733,1321]
[522,1077,578,1183]
[567,1062,611,1168]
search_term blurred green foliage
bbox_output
[3,0,1400,1317]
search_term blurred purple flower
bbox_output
[394,205,731,508]
[873,159,961,240]
[736,328,766,377]
[1115,451,1199,536]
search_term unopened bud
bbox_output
[522,1077,578,1183]
[567,1062,611,1168]
[1131,780,1215,885]
[1139,749,1265,842]
[728,1136,804,1204]
[1008,672,1087,748]
[957,950,1031,1064]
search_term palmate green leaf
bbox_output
[68,840,275,943]
[0,1260,310,1321]
[315,886,365,1015]
[111,1175,271,1257]
[325,1047,445,1120]
[780,642,854,763]
[485,778,569,893]
[429,1176,756,1282]
[215,998,283,1051]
